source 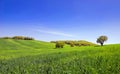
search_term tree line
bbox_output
[0,36,34,40]
[51,40,97,48]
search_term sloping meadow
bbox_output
[0,44,120,74]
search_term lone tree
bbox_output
[97,36,108,46]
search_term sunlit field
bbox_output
[0,39,120,74]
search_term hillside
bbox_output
[0,39,57,59]
[0,39,120,74]
[0,39,53,50]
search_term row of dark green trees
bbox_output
[0,36,34,40]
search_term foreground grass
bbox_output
[0,39,120,74]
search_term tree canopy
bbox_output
[97,36,108,46]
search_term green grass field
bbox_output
[0,39,120,74]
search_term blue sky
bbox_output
[1,0,120,44]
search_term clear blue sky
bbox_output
[1,0,120,44]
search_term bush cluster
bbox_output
[12,36,34,40]
[51,40,96,48]
[0,36,34,40]
[55,41,65,48]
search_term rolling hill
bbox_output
[0,39,120,74]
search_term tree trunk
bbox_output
[100,43,103,46]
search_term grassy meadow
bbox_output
[0,39,120,74]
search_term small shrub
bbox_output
[55,41,65,48]
[69,42,74,47]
